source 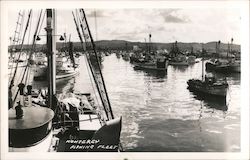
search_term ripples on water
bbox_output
[34,54,240,152]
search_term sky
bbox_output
[8,8,241,45]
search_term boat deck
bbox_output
[79,114,101,130]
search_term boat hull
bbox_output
[187,79,228,97]
[9,131,53,152]
[169,61,189,66]
[33,65,47,80]
[206,62,232,73]
[133,60,168,71]
[33,67,79,80]
[9,107,54,152]
[56,68,79,80]
[134,64,167,71]
[229,63,241,73]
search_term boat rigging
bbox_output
[9,8,122,152]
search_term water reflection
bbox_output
[190,92,228,111]
[170,65,189,72]
[45,54,240,152]
[134,68,167,79]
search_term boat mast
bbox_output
[231,38,233,54]
[45,9,56,109]
[201,43,204,81]
[148,33,151,54]
[217,40,221,58]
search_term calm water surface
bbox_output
[35,54,240,152]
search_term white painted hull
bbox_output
[56,68,79,80]
[33,66,79,80]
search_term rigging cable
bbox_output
[72,10,104,123]
[9,10,32,108]
[11,10,44,107]
[94,9,98,41]
[9,10,26,83]
[9,9,32,90]
[75,10,103,113]
[76,10,111,120]
[74,10,102,108]
[37,10,46,37]
[80,8,114,119]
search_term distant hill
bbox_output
[8,40,241,53]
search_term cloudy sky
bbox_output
[8,8,241,45]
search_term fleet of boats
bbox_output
[7,9,241,153]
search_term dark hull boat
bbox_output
[133,34,168,71]
[168,55,189,66]
[206,60,241,73]
[187,78,228,97]
[188,55,228,98]
[9,106,54,152]
[205,61,231,73]
[134,58,168,71]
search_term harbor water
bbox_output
[33,54,240,152]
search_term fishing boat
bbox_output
[116,51,121,58]
[168,41,189,66]
[56,47,80,80]
[228,58,240,72]
[227,39,241,73]
[169,55,189,66]
[33,42,79,80]
[187,55,196,64]
[134,56,168,71]
[187,58,228,98]
[206,57,240,73]
[205,40,240,73]
[8,10,55,152]
[133,34,168,71]
[31,52,47,79]
[9,9,122,152]
[121,51,130,61]
[130,51,144,63]
[205,58,231,72]
[9,100,54,152]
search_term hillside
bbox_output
[9,40,241,53]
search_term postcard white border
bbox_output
[1,1,249,160]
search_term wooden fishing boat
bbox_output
[169,55,189,66]
[9,106,54,152]
[9,9,122,152]
[134,57,168,71]
[187,58,228,98]
[133,34,168,71]
[205,39,241,73]
[229,60,240,73]
[168,41,190,66]
[205,58,231,72]
[187,76,228,97]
